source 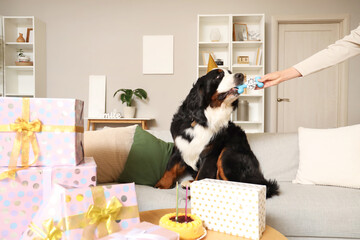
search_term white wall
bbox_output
[1,0,359,131]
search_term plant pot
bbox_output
[123,106,136,118]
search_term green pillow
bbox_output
[118,126,174,186]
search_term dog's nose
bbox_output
[234,73,244,85]
[235,73,244,79]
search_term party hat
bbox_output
[207,54,218,73]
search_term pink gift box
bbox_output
[0,97,84,167]
[99,222,180,240]
[0,157,96,240]
[22,183,140,240]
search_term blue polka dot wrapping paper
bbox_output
[0,97,84,167]
[21,183,140,240]
[0,157,97,240]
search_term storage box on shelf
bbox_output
[2,16,46,98]
[197,14,265,133]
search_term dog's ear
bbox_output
[187,80,206,110]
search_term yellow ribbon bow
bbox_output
[86,196,123,236]
[29,219,63,240]
[0,99,41,180]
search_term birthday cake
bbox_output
[159,212,205,240]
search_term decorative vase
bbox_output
[210,28,221,42]
[16,33,25,42]
[123,106,136,118]
[237,100,249,121]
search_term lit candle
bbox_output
[185,185,188,222]
[175,181,179,222]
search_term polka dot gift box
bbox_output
[0,97,84,168]
[191,179,266,240]
[22,183,140,240]
[0,157,96,240]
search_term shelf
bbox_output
[5,93,34,97]
[233,121,262,124]
[198,65,229,69]
[240,93,263,97]
[198,14,265,133]
[6,66,34,70]
[232,41,263,48]
[5,42,33,49]
[232,65,263,70]
[199,42,229,48]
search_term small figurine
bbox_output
[236,76,264,94]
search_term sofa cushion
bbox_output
[118,126,174,186]
[266,182,360,238]
[84,125,136,183]
[247,133,299,182]
[294,124,360,188]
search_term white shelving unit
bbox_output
[2,16,46,97]
[197,14,265,133]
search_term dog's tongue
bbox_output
[229,87,239,94]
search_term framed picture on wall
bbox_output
[233,23,248,41]
[202,51,215,65]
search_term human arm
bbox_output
[258,67,302,88]
[294,24,360,76]
[259,24,360,88]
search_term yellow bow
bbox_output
[9,117,42,166]
[0,99,41,180]
[86,196,123,236]
[30,219,63,240]
[10,118,42,133]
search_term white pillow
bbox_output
[293,124,360,188]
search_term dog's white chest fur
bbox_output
[175,104,233,170]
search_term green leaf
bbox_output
[134,88,148,99]
[114,88,147,106]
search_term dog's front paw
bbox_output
[180,180,194,189]
[155,177,174,189]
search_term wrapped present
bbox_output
[0,97,84,173]
[191,179,266,240]
[0,157,96,240]
[98,222,179,240]
[22,183,140,240]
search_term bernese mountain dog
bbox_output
[155,69,279,198]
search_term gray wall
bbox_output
[1,0,359,131]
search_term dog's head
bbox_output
[186,69,244,110]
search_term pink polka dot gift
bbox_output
[22,183,140,240]
[0,97,84,172]
[0,157,97,240]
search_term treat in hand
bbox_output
[236,76,264,94]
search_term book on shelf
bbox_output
[255,47,262,65]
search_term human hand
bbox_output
[257,67,302,88]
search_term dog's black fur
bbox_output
[155,69,279,198]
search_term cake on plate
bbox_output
[159,212,205,240]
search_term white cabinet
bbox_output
[2,16,46,97]
[197,14,265,133]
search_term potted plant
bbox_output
[113,88,148,118]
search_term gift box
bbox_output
[98,222,179,240]
[0,157,96,240]
[0,97,84,168]
[22,183,140,240]
[191,179,266,240]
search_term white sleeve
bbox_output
[293,24,360,77]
